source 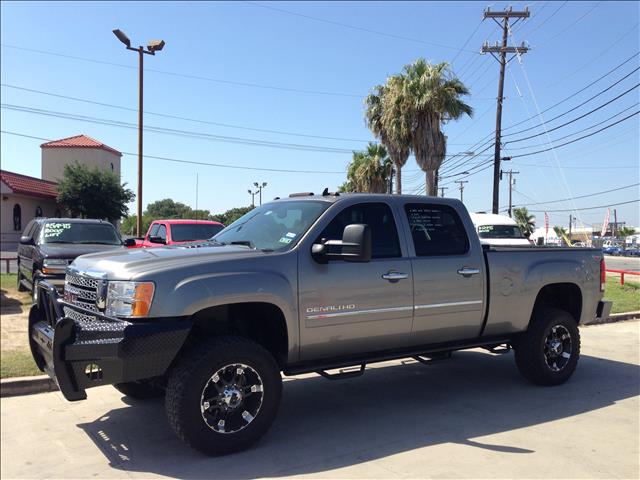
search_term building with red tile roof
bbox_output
[1,134,121,250]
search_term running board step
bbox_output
[483,344,512,355]
[316,364,366,380]
[412,351,452,365]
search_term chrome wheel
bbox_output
[200,363,264,434]
[544,325,572,372]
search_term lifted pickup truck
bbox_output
[29,193,611,455]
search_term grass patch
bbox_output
[1,273,31,306]
[0,350,42,379]
[605,277,640,314]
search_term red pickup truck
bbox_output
[129,219,225,248]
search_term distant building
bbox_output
[1,135,121,251]
[40,134,122,182]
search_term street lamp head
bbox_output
[112,29,131,48]
[247,190,252,194]
[254,182,259,187]
[147,39,165,52]
[262,182,267,187]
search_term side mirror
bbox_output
[123,238,137,247]
[312,224,372,263]
[20,235,34,245]
[148,235,166,245]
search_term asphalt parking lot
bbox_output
[1,320,638,479]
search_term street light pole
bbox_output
[253,182,267,205]
[248,189,257,208]
[113,29,165,237]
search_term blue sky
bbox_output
[1,1,638,229]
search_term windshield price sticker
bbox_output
[285,232,296,238]
[279,237,292,244]
[478,225,494,233]
[43,223,71,238]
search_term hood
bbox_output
[39,243,126,260]
[70,242,264,279]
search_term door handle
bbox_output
[382,272,409,281]
[457,267,480,277]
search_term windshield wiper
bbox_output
[228,240,255,249]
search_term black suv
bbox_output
[17,218,128,298]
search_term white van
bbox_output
[470,213,532,247]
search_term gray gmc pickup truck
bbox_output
[29,192,612,455]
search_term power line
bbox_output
[0,84,369,143]
[535,1,601,47]
[0,44,362,98]
[503,84,640,144]
[512,183,640,207]
[503,102,639,150]
[528,199,639,213]
[451,20,485,67]
[244,1,480,54]
[510,110,639,158]
[518,0,567,37]
[0,130,347,174]
[2,102,492,159]
[503,65,640,137]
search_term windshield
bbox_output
[41,222,122,245]
[213,201,329,251]
[172,223,224,242]
[477,224,526,239]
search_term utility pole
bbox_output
[482,7,530,214]
[439,186,448,197]
[455,180,468,202]
[388,166,395,194]
[247,188,258,208]
[613,209,618,238]
[500,169,519,217]
[569,214,573,240]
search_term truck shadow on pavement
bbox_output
[76,350,639,479]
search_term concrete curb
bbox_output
[1,375,59,398]
[584,311,640,326]
[2,312,638,398]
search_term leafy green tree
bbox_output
[342,143,392,193]
[211,206,254,225]
[57,163,134,222]
[365,79,411,194]
[514,207,536,238]
[396,59,473,195]
[120,215,154,236]
[145,199,210,220]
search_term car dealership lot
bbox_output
[2,320,638,479]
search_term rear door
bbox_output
[18,220,36,283]
[401,202,486,344]
[298,201,414,360]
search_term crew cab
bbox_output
[29,193,612,455]
[17,218,126,298]
[128,219,225,248]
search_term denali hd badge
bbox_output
[306,304,356,314]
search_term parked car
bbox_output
[128,219,225,248]
[602,245,622,256]
[469,213,532,246]
[30,193,611,455]
[17,218,127,299]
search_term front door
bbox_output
[401,202,486,344]
[298,202,414,361]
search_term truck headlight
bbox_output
[105,281,155,318]
[42,258,68,274]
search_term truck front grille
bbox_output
[64,272,103,315]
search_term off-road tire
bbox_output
[513,307,580,386]
[16,269,28,292]
[114,379,165,399]
[165,336,282,455]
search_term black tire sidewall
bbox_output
[172,340,282,454]
[534,314,579,382]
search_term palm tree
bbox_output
[400,59,473,195]
[514,207,536,238]
[365,81,411,194]
[341,143,392,193]
[553,226,569,245]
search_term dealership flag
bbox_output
[544,212,549,240]
[601,209,610,237]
